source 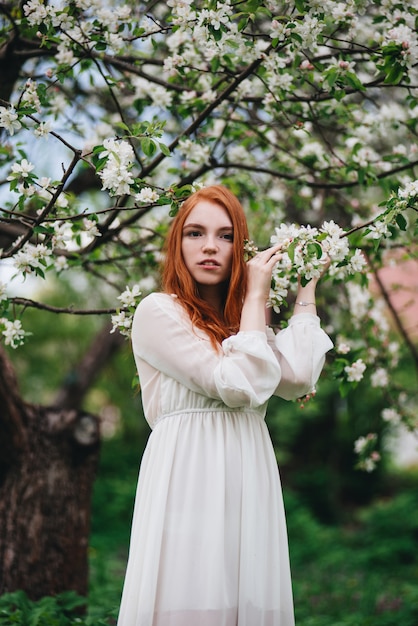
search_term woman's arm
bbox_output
[132,293,282,408]
[240,245,282,332]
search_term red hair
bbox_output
[162,185,249,347]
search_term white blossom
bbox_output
[7,159,34,181]
[54,255,69,272]
[135,187,159,204]
[363,452,381,472]
[1,319,27,348]
[344,358,366,382]
[347,249,368,273]
[13,243,52,274]
[0,282,8,303]
[33,121,52,138]
[398,179,418,199]
[178,138,210,165]
[367,221,390,240]
[346,283,370,321]
[0,106,21,135]
[83,218,101,237]
[354,432,377,454]
[336,342,351,354]
[381,407,401,424]
[52,222,73,248]
[98,138,135,196]
[110,311,133,337]
[23,0,48,26]
[117,284,142,308]
[371,367,389,388]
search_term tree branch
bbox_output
[10,297,120,315]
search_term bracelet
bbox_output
[296,301,316,306]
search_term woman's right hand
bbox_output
[245,244,282,303]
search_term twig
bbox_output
[10,297,120,315]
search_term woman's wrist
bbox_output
[294,283,317,314]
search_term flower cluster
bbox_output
[353,433,381,473]
[0,318,28,349]
[110,284,142,337]
[245,221,367,313]
[0,105,22,135]
[98,138,135,196]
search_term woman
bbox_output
[117,185,333,626]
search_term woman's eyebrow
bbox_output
[183,222,204,229]
[183,223,233,231]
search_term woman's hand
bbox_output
[245,244,282,303]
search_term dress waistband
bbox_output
[151,406,263,429]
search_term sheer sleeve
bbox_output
[131,293,282,409]
[266,313,333,401]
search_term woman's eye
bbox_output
[221,233,234,241]
[186,231,201,237]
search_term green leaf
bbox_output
[307,242,323,258]
[158,142,171,157]
[395,213,407,231]
[287,241,296,261]
[141,138,157,157]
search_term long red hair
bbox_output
[162,185,249,347]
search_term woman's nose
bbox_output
[202,236,218,252]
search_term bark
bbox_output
[0,397,100,599]
[0,324,124,599]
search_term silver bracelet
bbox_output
[296,301,316,306]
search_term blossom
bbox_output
[371,367,389,388]
[346,283,370,321]
[135,187,159,204]
[398,179,418,199]
[83,218,101,237]
[21,78,41,112]
[13,243,52,274]
[347,249,368,273]
[354,435,368,454]
[0,282,8,303]
[344,358,366,382]
[23,0,48,26]
[1,319,27,348]
[117,284,142,308]
[178,139,210,165]
[54,256,69,272]
[363,452,381,472]
[7,159,35,181]
[0,106,21,135]
[52,222,73,248]
[110,311,133,337]
[354,432,377,454]
[336,342,351,354]
[34,121,52,138]
[98,138,135,196]
[56,42,76,66]
[267,219,364,309]
[381,407,401,425]
[270,20,291,41]
[367,221,390,240]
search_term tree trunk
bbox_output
[0,322,125,600]
[0,345,100,600]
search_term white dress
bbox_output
[117,293,333,626]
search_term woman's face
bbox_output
[181,200,234,291]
